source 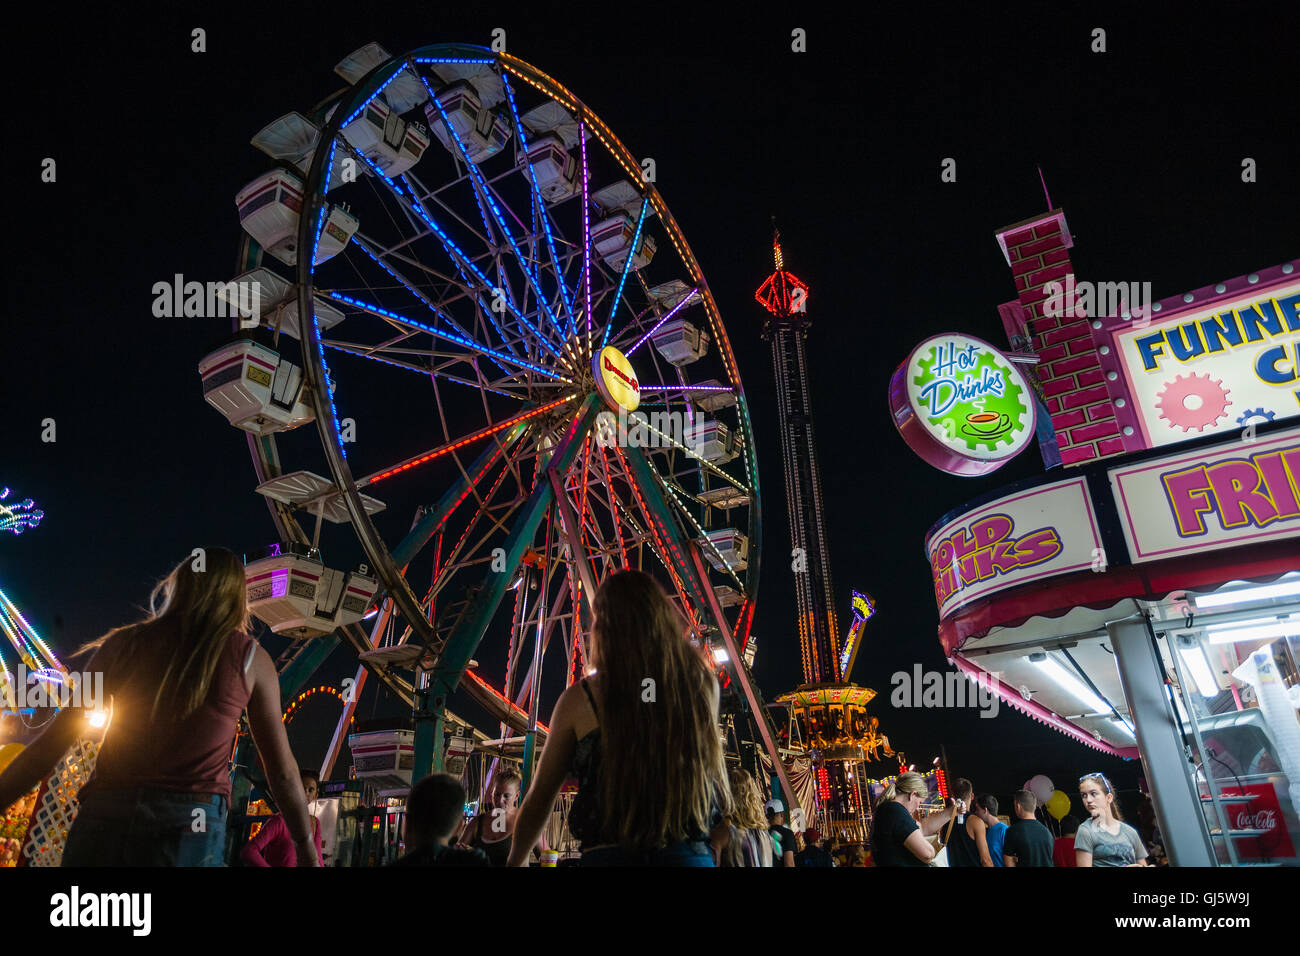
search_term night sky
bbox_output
[2,7,1295,816]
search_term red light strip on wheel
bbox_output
[463,668,550,735]
[361,396,575,486]
[598,443,629,569]
[612,446,702,636]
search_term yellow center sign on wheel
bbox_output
[595,345,641,412]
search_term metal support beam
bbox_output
[413,396,602,779]
[1108,615,1216,866]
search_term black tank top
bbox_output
[567,678,716,850]
[467,814,513,866]
[947,812,982,867]
[567,679,606,847]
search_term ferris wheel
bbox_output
[201,42,788,790]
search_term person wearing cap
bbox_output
[795,826,834,867]
[765,798,797,867]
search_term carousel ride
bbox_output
[202,42,797,827]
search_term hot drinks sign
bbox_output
[890,333,1037,476]
[925,478,1103,619]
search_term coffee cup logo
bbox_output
[962,411,1012,438]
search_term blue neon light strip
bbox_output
[351,234,518,378]
[500,72,575,330]
[340,67,408,128]
[349,149,562,359]
[394,176,521,367]
[322,342,519,399]
[324,292,571,382]
[419,76,565,345]
[602,197,650,349]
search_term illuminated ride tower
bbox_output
[755,229,882,843]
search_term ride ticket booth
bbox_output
[890,206,1299,866]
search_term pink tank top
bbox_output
[84,624,256,798]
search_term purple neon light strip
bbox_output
[625,289,700,356]
[580,119,592,351]
[602,197,650,349]
[638,383,733,392]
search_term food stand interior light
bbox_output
[712,647,729,664]
[1028,655,1110,714]
[1193,578,1300,609]
[1205,619,1295,644]
[1176,638,1221,697]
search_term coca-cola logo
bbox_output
[1234,808,1277,831]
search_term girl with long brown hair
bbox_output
[0,548,318,866]
[506,570,728,865]
[1075,772,1148,867]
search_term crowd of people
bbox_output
[868,771,1152,867]
[0,548,1157,868]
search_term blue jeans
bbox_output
[580,839,715,867]
[61,788,228,867]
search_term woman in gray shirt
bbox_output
[1075,773,1148,867]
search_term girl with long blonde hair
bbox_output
[507,570,728,865]
[715,768,774,867]
[0,548,318,866]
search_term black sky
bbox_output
[2,5,1296,812]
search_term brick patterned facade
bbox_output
[994,210,1125,467]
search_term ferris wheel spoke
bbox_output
[322,339,521,399]
[351,233,523,364]
[622,287,702,357]
[348,150,565,360]
[499,71,577,327]
[421,396,601,700]
[658,474,745,592]
[597,443,631,569]
[578,119,594,351]
[322,292,573,384]
[420,76,569,346]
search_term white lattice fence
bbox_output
[23,739,100,867]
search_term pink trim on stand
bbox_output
[938,537,1300,656]
[952,655,1138,758]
